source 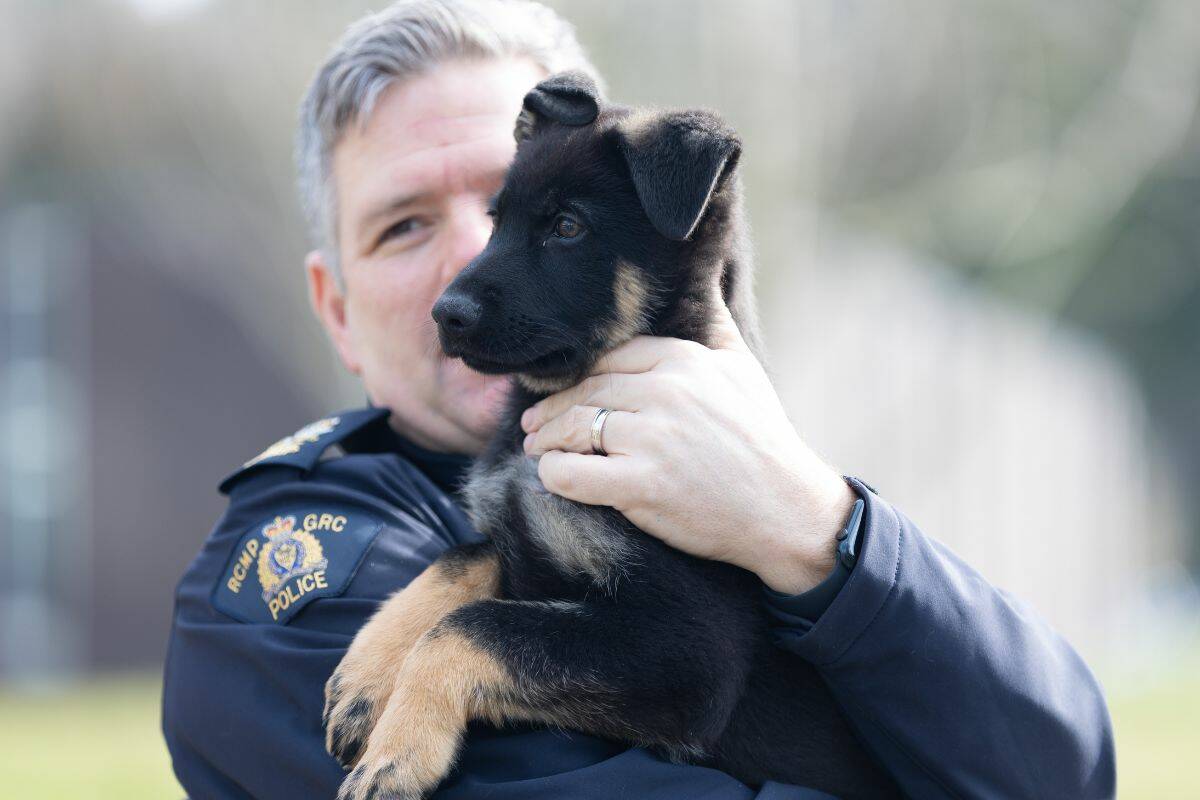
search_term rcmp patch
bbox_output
[212,506,383,624]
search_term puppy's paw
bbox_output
[335,692,463,800]
[324,601,438,765]
[324,552,498,767]
[337,760,426,800]
[323,660,398,768]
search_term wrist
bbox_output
[753,475,856,595]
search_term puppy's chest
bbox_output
[462,453,633,588]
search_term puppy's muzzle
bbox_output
[432,291,483,354]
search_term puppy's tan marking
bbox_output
[465,456,630,587]
[518,479,630,587]
[605,260,651,348]
[618,109,660,143]
[323,549,500,766]
[340,628,515,800]
[515,261,651,394]
[513,107,537,143]
[515,372,576,393]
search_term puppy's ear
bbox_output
[614,110,741,241]
[515,71,600,143]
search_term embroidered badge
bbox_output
[256,516,328,602]
[244,417,340,468]
[213,506,384,624]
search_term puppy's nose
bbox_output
[432,292,483,339]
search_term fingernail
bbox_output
[521,408,535,432]
[523,433,535,453]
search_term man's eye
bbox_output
[380,217,421,243]
[552,215,582,239]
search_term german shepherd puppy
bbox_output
[323,72,900,800]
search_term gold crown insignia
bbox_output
[262,516,296,539]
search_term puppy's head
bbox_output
[432,72,744,393]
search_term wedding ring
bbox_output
[590,407,612,456]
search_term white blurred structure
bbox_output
[0,205,90,680]
[763,228,1189,665]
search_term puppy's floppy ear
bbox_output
[614,110,741,241]
[514,71,600,143]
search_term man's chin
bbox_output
[442,358,512,426]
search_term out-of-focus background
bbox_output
[1,0,1196,796]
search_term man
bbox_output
[162,1,1117,798]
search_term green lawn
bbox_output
[0,674,182,799]
[1109,647,1200,799]
[0,662,1196,799]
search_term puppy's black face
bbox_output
[433,126,655,392]
[432,72,741,393]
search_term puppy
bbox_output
[323,72,900,800]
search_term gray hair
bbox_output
[296,0,602,269]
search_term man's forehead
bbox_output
[333,59,545,217]
[382,57,540,126]
[338,110,515,198]
[351,80,520,152]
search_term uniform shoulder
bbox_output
[218,407,391,495]
[200,408,472,626]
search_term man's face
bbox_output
[307,58,546,455]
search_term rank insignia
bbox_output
[212,506,384,624]
[219,408,391,495]
[244,417,340,468]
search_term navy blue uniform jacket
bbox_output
[162,407,1116,798]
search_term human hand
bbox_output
[521,297,857,595]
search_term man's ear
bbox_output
[614,110,741,241]
[305,250,362,375]
[514,71,600,143]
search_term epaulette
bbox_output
[218,407,390,494]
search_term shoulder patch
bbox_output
[219,407,390,494]
[211,505,384,624]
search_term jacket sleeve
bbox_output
[768,477,1117,800]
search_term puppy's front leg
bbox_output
[323,542,498,768]
[337,620,517,800]
[339,598,744,800]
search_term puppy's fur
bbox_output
[324,73,900,800]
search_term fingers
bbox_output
[587,335,706,378]
[522,371,654,433]
[536,450,636,508]
[525,406,635,456]
[523,329,733,434]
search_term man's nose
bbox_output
[432,291,483,339]
[441,204,494,285]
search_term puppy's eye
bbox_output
[552,215,583,239]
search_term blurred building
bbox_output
[0,0,1196,679]
[765,230,1188,661]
